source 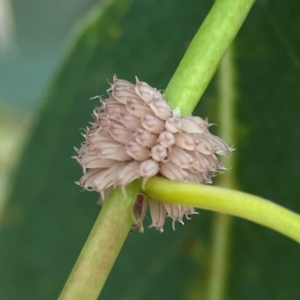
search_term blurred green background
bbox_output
[1,0,300,299]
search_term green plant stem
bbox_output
[144,177,300,244]
[164,0,255,115]
[207,214,232,300]
[60,0,256,298]
[206,47,236,300]
[58,182,140,300]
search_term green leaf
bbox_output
[227,1,300,299]
[1,0,300,300]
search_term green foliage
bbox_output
[1,0,300,299]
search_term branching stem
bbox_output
[59,0,256,299]
[144,177,300,244]
[58,182,140,300]
[164,0,255,114]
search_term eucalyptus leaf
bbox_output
[1,0,300,300]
